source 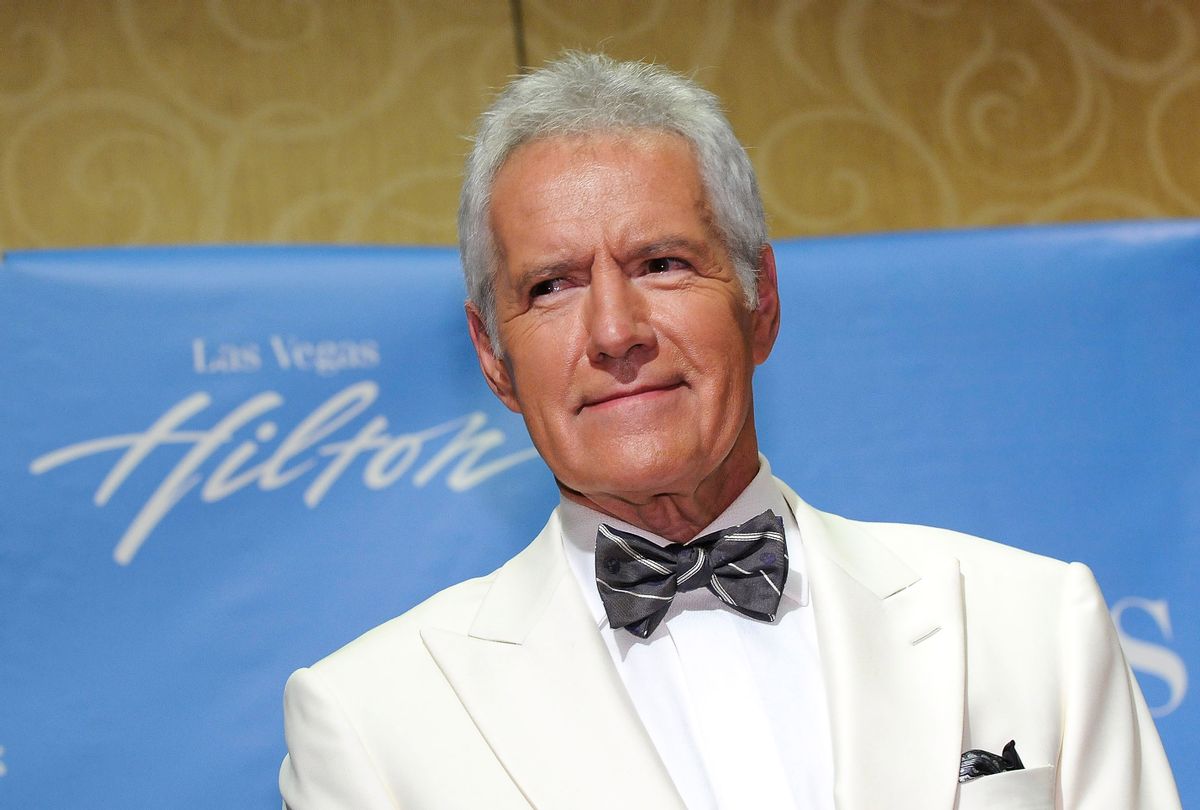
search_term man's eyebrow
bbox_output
[628,236,710,261]
[513,260,576,292]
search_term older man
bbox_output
[280,54,1180,809]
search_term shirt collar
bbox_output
[557,456,811,627]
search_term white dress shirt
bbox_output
[559,459,835,810]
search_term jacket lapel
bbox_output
[421,514,684,810]
[781,482,966,810]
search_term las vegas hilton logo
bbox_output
[29,381,538,564]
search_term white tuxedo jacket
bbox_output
[280,482,1180,809]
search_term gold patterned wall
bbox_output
[2,0,1198,251]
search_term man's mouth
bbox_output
[580,382,685,411]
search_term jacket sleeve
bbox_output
[279,666,401,810]
[1056,562,1181,809]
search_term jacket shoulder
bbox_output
[852,517,1072,583]
[281,556,539,808]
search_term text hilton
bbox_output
[29,382,537,565]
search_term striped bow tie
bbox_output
[594,509,788,638]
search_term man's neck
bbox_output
[558,447,761,543]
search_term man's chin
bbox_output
[554,458,703,506]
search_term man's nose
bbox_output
[583,267,656,364]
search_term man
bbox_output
[280,53,1180,809]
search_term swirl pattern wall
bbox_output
[2,0,1197,250]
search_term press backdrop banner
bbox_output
[1,222,1196,807]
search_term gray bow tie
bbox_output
[594,510,788,638]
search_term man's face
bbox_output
[468,131,779,506]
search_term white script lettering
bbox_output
[29,382,537,566]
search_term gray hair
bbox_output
[458,52,768,344]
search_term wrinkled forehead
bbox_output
[490,129,720,241]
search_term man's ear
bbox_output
[465,303,521,413]
[750,244,781,365]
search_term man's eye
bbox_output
[647,257,686,273]
[530,278,566,298]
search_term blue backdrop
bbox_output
[1,222,1195,806]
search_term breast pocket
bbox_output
[956,765,1055,810]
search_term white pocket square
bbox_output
[956,765,1055,810]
